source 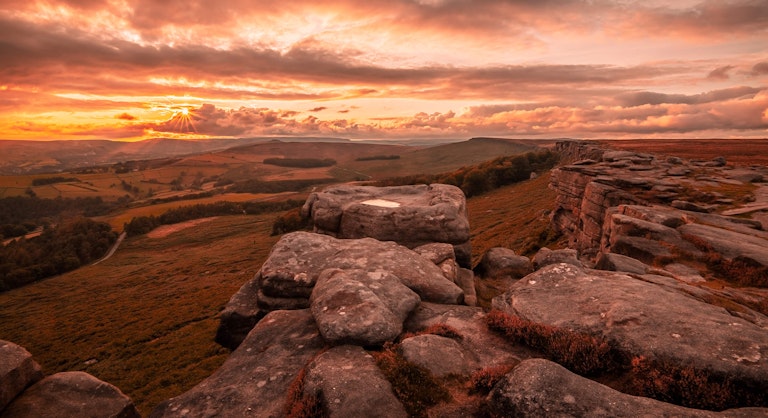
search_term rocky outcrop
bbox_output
[400,334,472,378]
[218,231,465,348]
[2,371,139,418]
[0,340,43,412]
[489,358,767,418]
[301,184,472,266]
[492,263,768,388]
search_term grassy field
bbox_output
[0,214,282,414]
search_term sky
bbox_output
[0,0,767,142]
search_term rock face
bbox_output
[304,345,406,418]
[301,184,472,266]
[492,263,768,387]
[489,358,765,418]
[0,340,43,412]
[2,371,140,418]
[151,309,325,418]
[310,269,420,346]
[218,231,464,348]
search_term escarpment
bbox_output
[4,141,768,417]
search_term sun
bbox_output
[169,106,198,133]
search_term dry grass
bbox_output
[93,192,276,230]
[0,214,282,415]
[467,172,562,264]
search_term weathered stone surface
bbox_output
[304,345,406,418]
[151,310,325,418]
[0,340,43,412]
[678,222,768,267]
[400,334,472,378]
[532,247,583,269]
[215,276,266,350]
[474,247,533,281]
[310,269,420,346]
[404,303,525,370]
[488,358,768,418]
[301,184,472,266]
[492,264,768,387]
[2,371,139,418]
[594,252,649,275]
[258,232,464,305]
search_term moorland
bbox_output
[2,136,768,415]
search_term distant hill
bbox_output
[0,137,351,175]
[346,137,548,178]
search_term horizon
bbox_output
[1,1,767,142]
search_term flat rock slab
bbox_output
[310,269,420,346]
[151,309,325,418]
[301,184,471,265]
[488,358,767,417]
[304,345,406,418]
[2,371,139,418]
[492,264,768,386]
[259,231,464,305]
[0,340,43,411]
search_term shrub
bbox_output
[682,233,768,287]
[485,310,615,375]
[469,363,517,395]
[421,323,463,340]
[271,208,312,236]
[372,343,451,417]
[629,356,767,411]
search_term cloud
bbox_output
[615,86,762,107]
[707,65,735,80]
[116,112,136,120]
[308,106,327,112]
[752,62,768,76]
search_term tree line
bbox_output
[262,158,336,168]
[0,218,117,291]
[372,149,559,197]
[0,196,113,239]
[124,199,306,236]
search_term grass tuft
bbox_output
[468,363,518,395]
[372,342,452,418]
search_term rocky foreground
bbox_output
[2,140,768,417]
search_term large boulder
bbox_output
[0,340,43,411]
[488,358,767,417]
[258,232,463,306]
[310,269,420,346]
[2,371,139,418]
[301,184,472,266]
[151,310,325,418]
[303,345,406,418]
[492,264,768,387]
[218,232,464,348]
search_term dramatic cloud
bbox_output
[0,1,766,140]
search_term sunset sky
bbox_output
[1,0,767,141]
